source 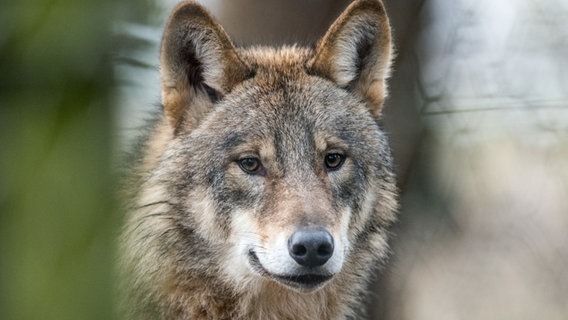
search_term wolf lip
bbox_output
[248,250,333,290]
[273,274,333,289]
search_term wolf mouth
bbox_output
[247,250,333,290]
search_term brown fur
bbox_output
[120,1,397,319]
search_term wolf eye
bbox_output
[238,157,264,175]
[324,153,345,171]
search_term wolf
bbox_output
[120,0,398,319]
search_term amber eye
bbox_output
[324,153,345,171]
[238,157,263,175]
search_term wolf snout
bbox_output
[288,228,334,268]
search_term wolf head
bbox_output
[126,0,397,302]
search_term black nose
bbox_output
[288,228,334,268]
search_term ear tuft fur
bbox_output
[160,1,253,131]
[309,0,393,117]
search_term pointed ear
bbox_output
[308,0,393,117]
[160,1,253,130]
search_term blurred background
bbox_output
[0,0,154,319]
[2,0,567,319]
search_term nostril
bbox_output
[291,243,307,256]
[317,242,332,256]
[288,228,334,268]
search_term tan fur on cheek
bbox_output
[186,188,222,242]
[221,210,264,292]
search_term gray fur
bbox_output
[120,1,397,319]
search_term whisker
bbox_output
[136,200,174,209]
[138,212,175,219]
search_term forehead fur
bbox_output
[193,45,376,140]
[237,46,314,82]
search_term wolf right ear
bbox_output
[308,0,393,118]
[160,1,253,130]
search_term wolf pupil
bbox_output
[325,153,344,170]
[239,158,261,174]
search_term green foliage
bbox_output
[0,0,150,319]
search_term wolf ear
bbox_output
[308,0,393,117]
[160,1,253,130]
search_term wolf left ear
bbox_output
[308,0,393,117]
[160,1,253,131]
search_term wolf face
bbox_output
[178,68,392,292]
[122,0,397,318]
